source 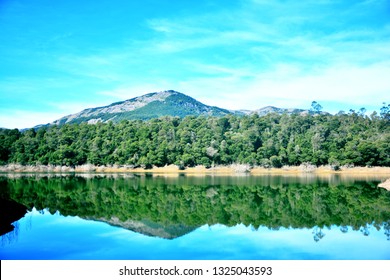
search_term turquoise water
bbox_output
[1,174,389,260]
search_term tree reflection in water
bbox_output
[312,226,326,242]
[1,174,390,242]
[340,225,348,233]
[384,221,390,241]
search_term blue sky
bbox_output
[1,0,389,128]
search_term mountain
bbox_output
[45,89,320,127]
[51,90,231,125]
[88,216,197,239]
[251,106,309,116]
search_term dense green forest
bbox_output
[0,106,389,168]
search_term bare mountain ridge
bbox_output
[49,90,313,126]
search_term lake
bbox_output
[1,173,389,260]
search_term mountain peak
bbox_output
[47,90,324,127]
[131,89,179,100]
[121,90,179,108]
[51,90,229,125]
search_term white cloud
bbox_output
[250,63,390,106]
[174,61,390,112]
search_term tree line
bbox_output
[0,106,389,168]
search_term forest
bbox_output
[0,105,389,169]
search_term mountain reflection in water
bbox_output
[0,174,389,259]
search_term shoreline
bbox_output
[2,164,389,190]
[1,163,390,175]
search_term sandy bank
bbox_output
[1,163,390,176]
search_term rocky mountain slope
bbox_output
[51,90,231,125]
[47,90,314,126]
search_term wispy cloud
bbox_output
[142,0,389,65]
[132,0,390,112]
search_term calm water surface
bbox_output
[1,173,389,260]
